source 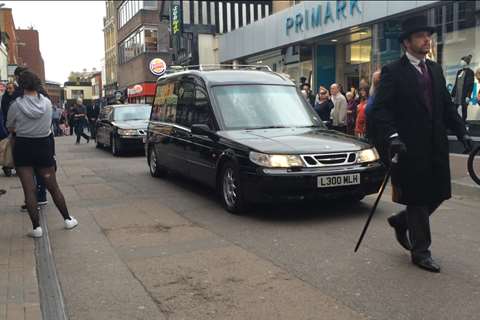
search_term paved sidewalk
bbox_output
[0,177,41,320]
[450,154,480,199]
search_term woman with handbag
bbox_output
[6,70,78,238]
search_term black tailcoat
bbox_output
[368,55,467,205]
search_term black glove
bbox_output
[389,136,407,155]
[461,135,473,154]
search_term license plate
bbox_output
[317,173,360,188]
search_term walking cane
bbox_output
[354,154,398,252]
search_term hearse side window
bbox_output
[175,79,195,128]
[192,83,215,129]
[151,81,177,122]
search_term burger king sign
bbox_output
[149,58,167,76]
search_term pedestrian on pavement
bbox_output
[346,91,357,135]
[359,78,369,91]
[72,98,90,144]
[59,108,70,136]
[313,86,334,124]
[355,87,369,138]
[6,70,78,238]
[301,83,315,107]
[52,104,62,136]
[0,107,7,139]
[1,82,21,177]
[0,98,11,177]
[368,15,473,273]
[1,82,21,127]
[87,101,100,140]
[330,83,348,133]
[11,67,51,210]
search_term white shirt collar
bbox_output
[406,51,426,66]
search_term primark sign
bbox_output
[219,1,438,62]
[286,0,362,35]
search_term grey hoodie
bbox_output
[6,94,52,138]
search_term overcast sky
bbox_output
[4,1,105,84]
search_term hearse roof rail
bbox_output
[165,64,272,74]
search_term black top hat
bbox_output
[399,15,435,43]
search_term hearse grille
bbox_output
[301,152,357,167]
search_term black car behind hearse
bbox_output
[146,66,386,214]
[96,104,151,156]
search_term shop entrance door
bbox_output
[344,38,372,90]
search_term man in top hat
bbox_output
[368,15,473,272]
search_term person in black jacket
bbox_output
[451,54,474,124]
[86,101,100,139]
[368,16,473,273]
[1,82,20,177]
[1,82,22,127]
[72,98,90,144]
[313,86,334,124]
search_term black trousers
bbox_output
[390,201,442,260]
[88,120,97,139]
[74,121,90,143]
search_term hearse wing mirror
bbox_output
[191,124,218,140]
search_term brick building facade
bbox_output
[16,28,45,83]
[0,8,18,66]
[44,81,62,106]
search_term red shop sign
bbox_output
[127,83,156,97]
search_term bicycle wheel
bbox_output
[467,145,480,186]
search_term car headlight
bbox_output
[357,148,380,163]
[249,151,304,168]
[117,128,137,136]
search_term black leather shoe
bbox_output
[388,216,412,251]
[412,257,441,273]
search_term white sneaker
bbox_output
[64,217,78,230]
[28,227,43,238]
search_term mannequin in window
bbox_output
[451,54,474,123]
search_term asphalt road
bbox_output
[38,137,480,320]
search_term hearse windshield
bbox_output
[113,105,151,121]
[212,85,324,130]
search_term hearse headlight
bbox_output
[117,128,137,136]
[249,151,304,168]
[357,148,380,163]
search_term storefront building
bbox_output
[219,0,480,121]
[169,0,272,66]
[115,0,172,105]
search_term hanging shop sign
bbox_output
[170,3,183,36]
[286,0,362,36]
[149,58,167,76]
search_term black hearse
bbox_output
[96,104,151,156]
[146,67,385,213]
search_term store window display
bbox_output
[451,55,474,123]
